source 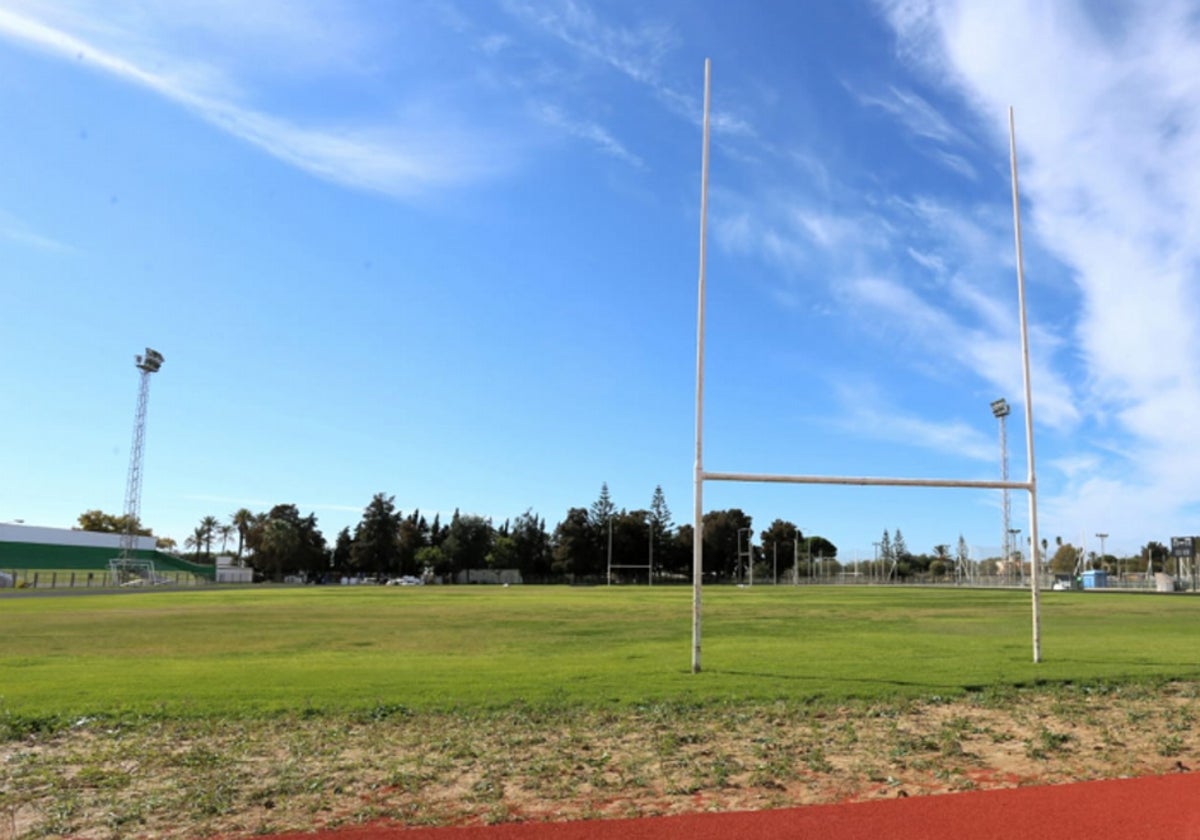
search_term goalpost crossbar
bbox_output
[703,472,1033,491]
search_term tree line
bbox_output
[76,502,1184,584]
[76,484,840,583]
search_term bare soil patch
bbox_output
[3,682,1198,839]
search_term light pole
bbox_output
[737,527,752,585]
[121,348,164,566]
[1095,532,1108,576]
[991,398,1012,581]
[1008,528,1022,584]
[793,535,799,585]
[872,541,881,583]
[647,513,654,587]
[791,528,807,585]
[606,518,613,585]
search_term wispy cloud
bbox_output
[852,83,969,146]
[833,381,996,463]
[182,494,362,514]
[846,82,977,177]
[877,0,1200,547]
[0,210,71,252]
[0,5,508,198]
[930,149,977,180]
[844,272,1080,430]
[711,165,1082,451]
[501,0,675,84]
[502,0,753,138]
[533,102,643,167]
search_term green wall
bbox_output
[0,541,215,579]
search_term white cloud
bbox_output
[852,83,968,146]
[930,149,977,180]
[710,174,1082,434]
[833,381,996,463]
[0,5,508,198]
[844,272,1080,430]
[2,0,373,79]
[0,210,71,252]
[878,0,1200,550]
[846,82,978,178]
[905,246,945,275]
[503,0,753,139]
[500,0,676,85]
[533,102,643,167]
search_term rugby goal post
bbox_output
[690,60,1042,673]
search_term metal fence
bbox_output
[1,569,207,589]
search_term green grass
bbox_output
[1,586,1198,721]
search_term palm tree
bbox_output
[231,508,255,564]
[217,524,235,555]
[187,527,206,561]
[199,515,220,562]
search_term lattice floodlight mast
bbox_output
[991,398,1013,579]
[120,348,164,562]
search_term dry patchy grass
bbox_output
[3,681,1199,839]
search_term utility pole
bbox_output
[1009,528,1023,585]
[647,514,653,587]
[606,518,612,585]
[120,348,164,562]
[737,527,751,585]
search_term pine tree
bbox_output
[333,526,354,574]
[590,482,616,529]
[351,493,402,576]
[649,485,673,533]
[879,530,893,569]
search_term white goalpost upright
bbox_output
[690,61,1042,673]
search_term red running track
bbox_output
[265,773,1200,840]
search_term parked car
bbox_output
[386,576,423,586]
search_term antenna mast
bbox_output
[120,348,164,561]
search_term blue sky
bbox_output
[2,0,1198,561]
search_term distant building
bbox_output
[214,554,253,584]
[0,523,214,580]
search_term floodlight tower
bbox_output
[120,348,165,561]
[991,398,1012,579]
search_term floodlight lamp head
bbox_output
[990,398,1011,418]
[136,347,164,373]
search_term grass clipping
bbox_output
[3,682,1198,839]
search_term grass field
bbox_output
[4,585,1200,838]
[3,585,1198,721]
